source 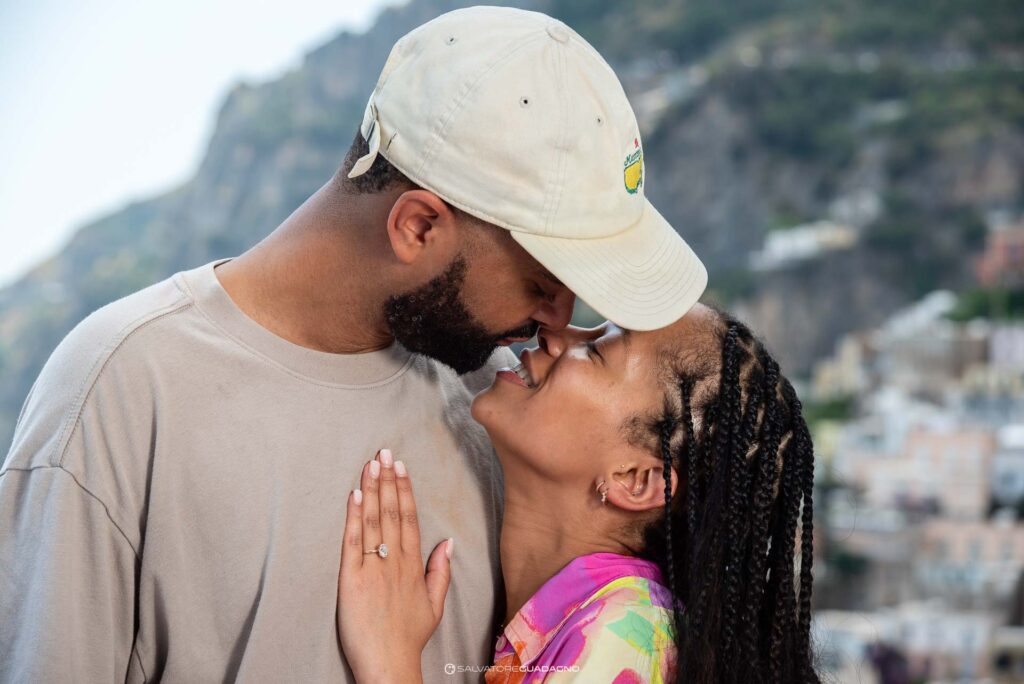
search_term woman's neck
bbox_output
[498,464,629,628]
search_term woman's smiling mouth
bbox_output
[496,360,536,388]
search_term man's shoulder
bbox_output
[4,269,197,471]
[43,269,195,387]
[66,271,193,361]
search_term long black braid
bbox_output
[660,420,678,618]
[639,310,818,684]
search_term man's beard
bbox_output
[384,256,538,374]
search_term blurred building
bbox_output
[991,325,1024,373]
[812,292,992,402]
[957,368,1024,428]
[750,220,858,271]
[812,611,883,684]
[896,604,995,681]
[975,217,1024,287]
[825,498,918,609]
[812,332,874,400]
[992,425,1024,511]
[917,513,1024,607]
[832,387,953,466]
[841,426,996,519]
[874,294,990,401]
[799,211,1024,684]
[814,604,996,682]
[954,325,1024,427]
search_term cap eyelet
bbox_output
[520,96,530,108]
[446,35,457,45]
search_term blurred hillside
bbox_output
[1,0,1021,450]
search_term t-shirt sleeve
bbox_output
[0,465,139,682]
[540,601,677,683]
[0,278,181,683]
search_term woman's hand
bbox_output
[337,449,453,684]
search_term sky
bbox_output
[0,0,402,287]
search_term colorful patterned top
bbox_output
[485,552,677,683]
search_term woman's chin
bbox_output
[469,388,490,425]
[470,378,507,425]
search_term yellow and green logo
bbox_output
[623,137,643,194]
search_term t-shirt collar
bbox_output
[179,258,414,387]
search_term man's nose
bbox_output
[537,323,594,358]
[537,327,566,358]
[532,286,575,331]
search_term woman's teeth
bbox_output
[511,362,536,388]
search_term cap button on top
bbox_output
[546,23,569,43]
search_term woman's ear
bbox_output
[605,459,680,513]
[386,189,459,267]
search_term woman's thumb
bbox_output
[425,538,453,620]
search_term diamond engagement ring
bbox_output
[364,543,389,558]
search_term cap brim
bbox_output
[509,199,708,331]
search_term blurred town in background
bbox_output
[0,1,1021,682]
[800,236,1024,684]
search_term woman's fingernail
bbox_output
[446,537,455,560]
[380,449,394,467]
[394,460,407,477]
[370,460,380,478]
[353,489,363,505]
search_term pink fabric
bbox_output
[486,552,677,683]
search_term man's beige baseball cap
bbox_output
[348,5,707,331]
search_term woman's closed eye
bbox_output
[586,340,604,364]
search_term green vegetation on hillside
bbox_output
[948,287,1024,322]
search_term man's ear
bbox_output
[605,457,680,513]
[386,189,459,268]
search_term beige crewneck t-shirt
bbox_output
[0,258,515,682]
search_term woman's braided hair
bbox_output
[638,309,818,683]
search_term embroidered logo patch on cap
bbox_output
[623,137,643,194]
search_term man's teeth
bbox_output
[510,362,535,388]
